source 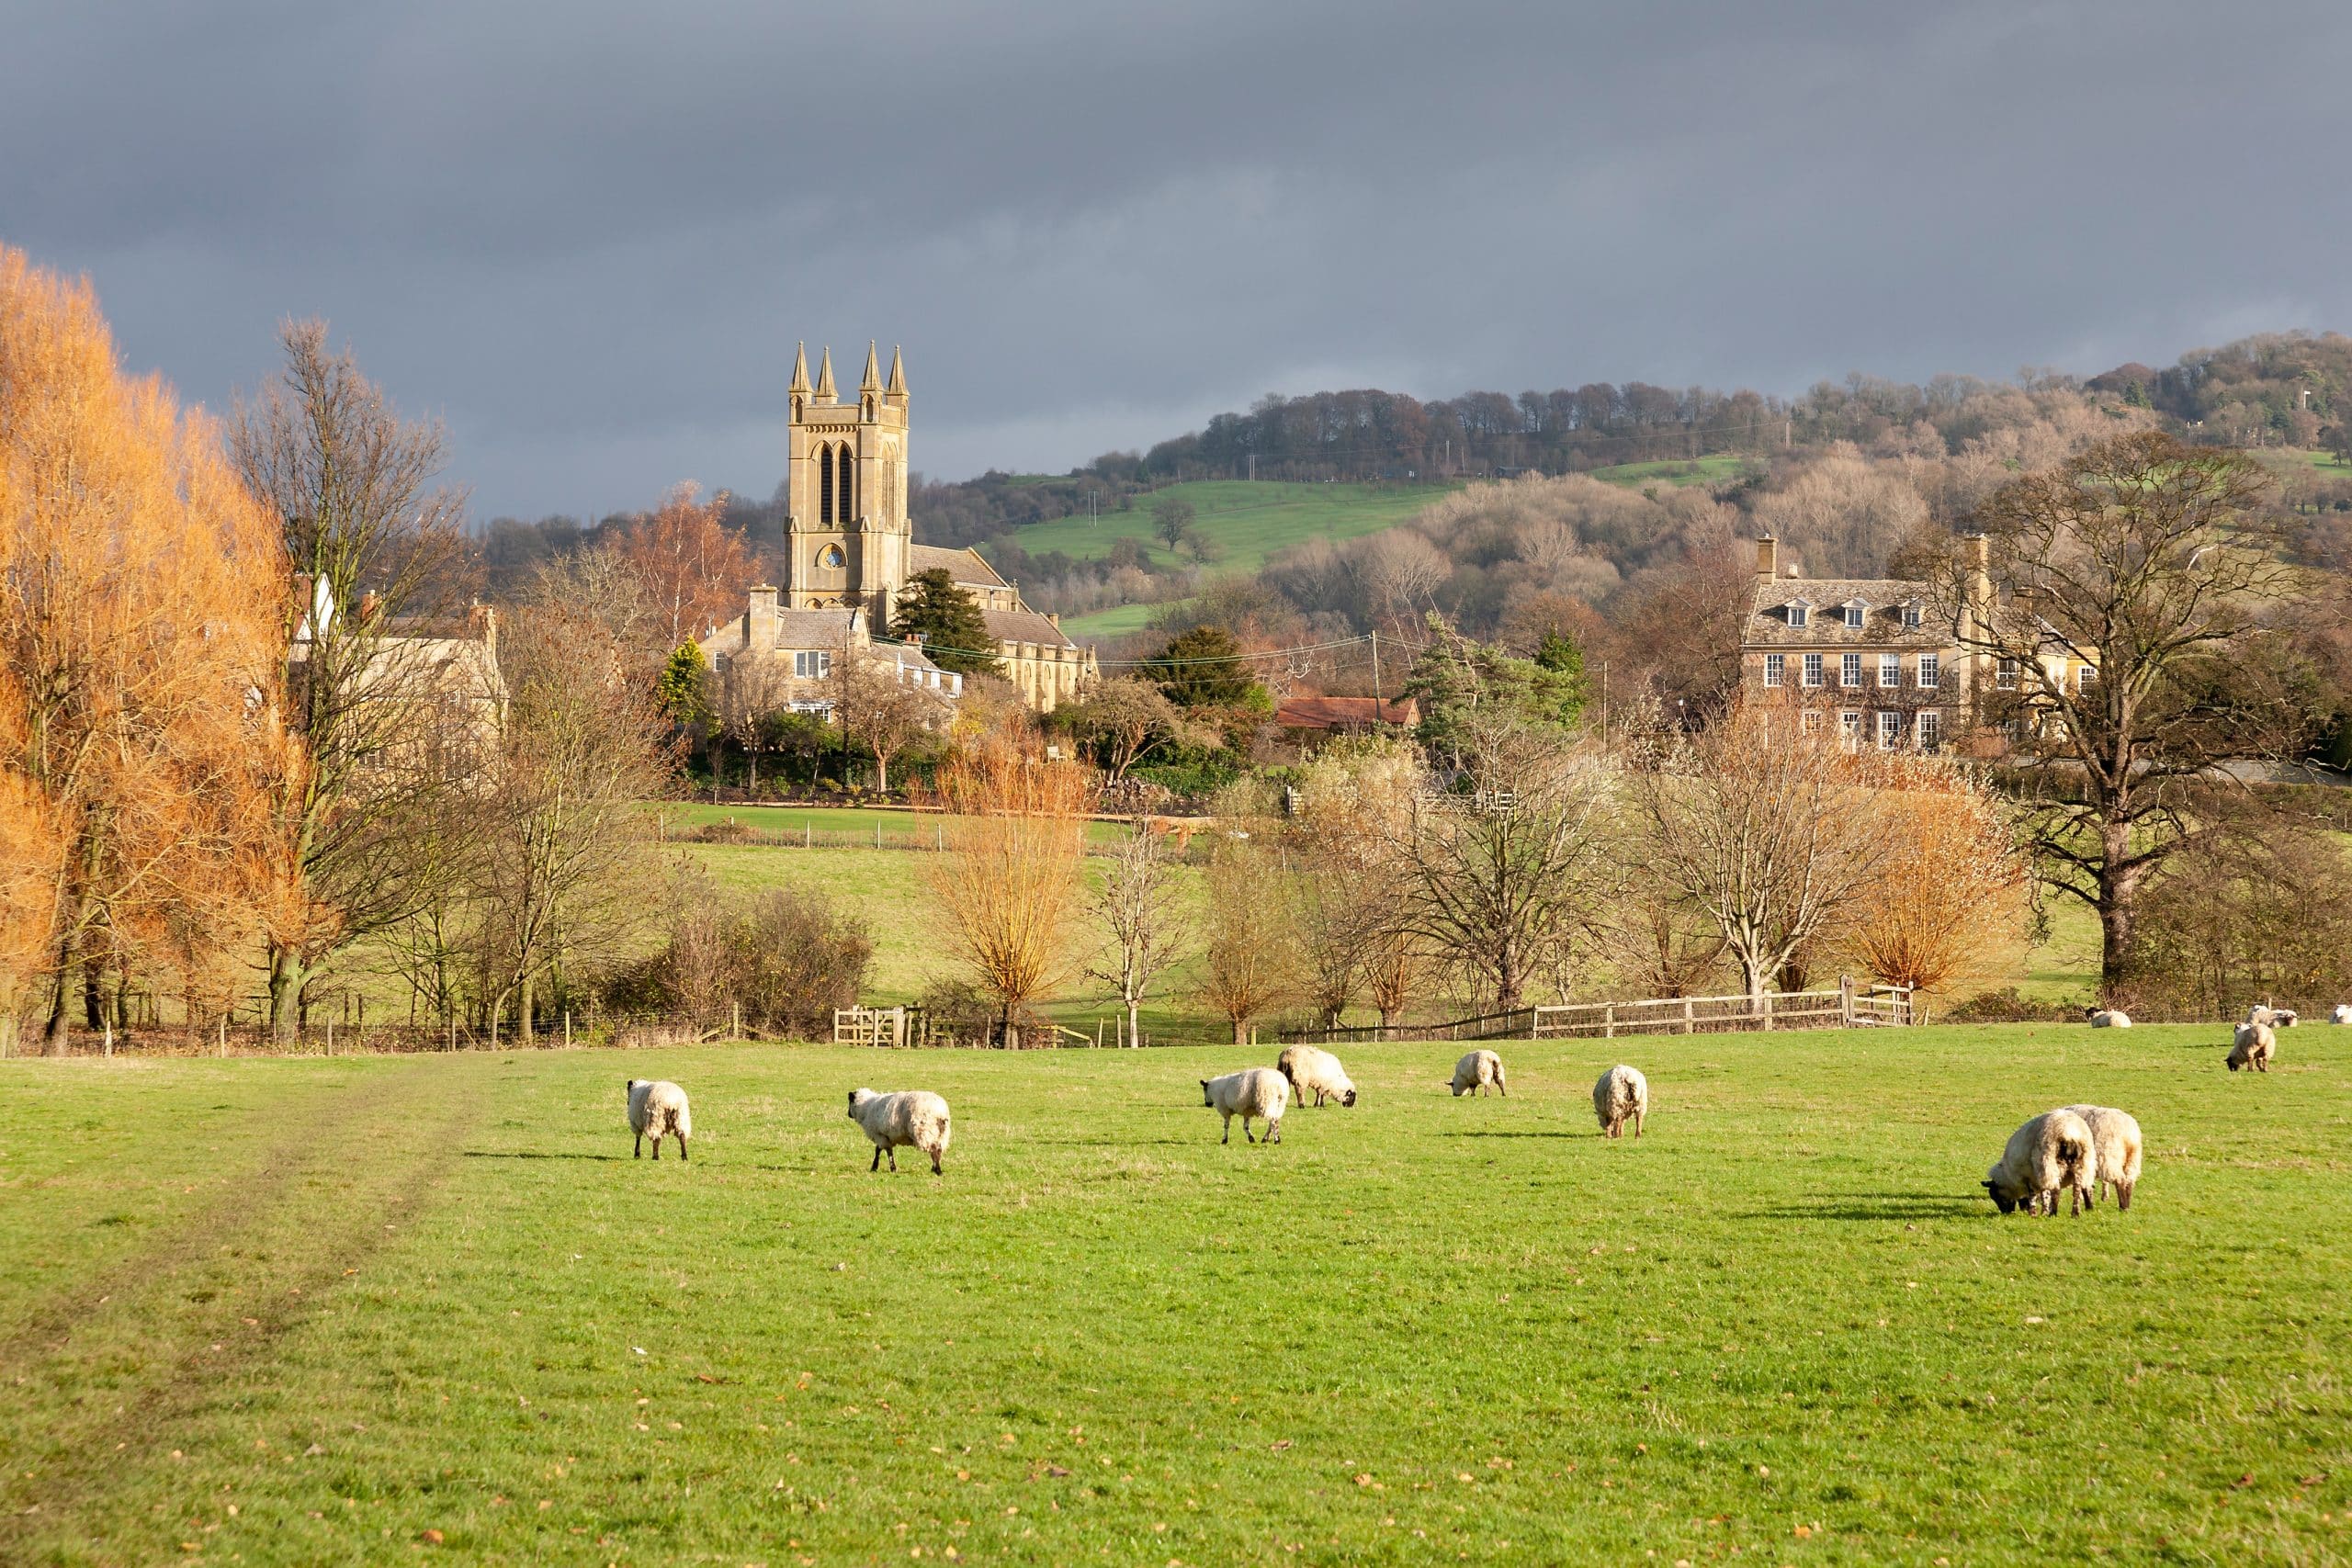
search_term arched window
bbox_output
[838,446,855,522]
[818,443,834,523]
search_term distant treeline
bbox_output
[470,329,2352,594]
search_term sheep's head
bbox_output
[1199,1079,1212,1106]
[1983,1170,2020,1214]
[1448,1079,1465,1095]
[1339,1088,1359,1107]
[846,1089,872,1117]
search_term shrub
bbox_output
[1942,987,2081,1024]
[615,890,873,1037]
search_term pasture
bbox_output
[2,1023,2346,1564]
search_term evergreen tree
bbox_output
[889,568,999,676]
[1145,624,1260,707]
[655,640,713,730]
[1407,619,1585,762]
[1531,628,1589,727]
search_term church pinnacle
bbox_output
[788,341,810,395]
[813,346,837,400]
[886,345,907,400]
[860,340,882,395]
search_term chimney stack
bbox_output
[1755,535,1778,578]
[749,583,780,649]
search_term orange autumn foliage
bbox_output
[1849,757,2031,997]
[616,482,753,650]
[0,244,290,1046]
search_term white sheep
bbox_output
[2333,1004,2352,1026]
[1983,1108,2095,1216]
[2227,1021,2275,1074]
[1201,1067,1288,1145]
[2245,1002,2297,1028]
[1592,1064,1648,1139]
[1449,1049,1506,1098]
[846,1088,953,1174]
[1276,1044,1358,1108]
[2085,1008,2132,1029]
[2055,1104,2145,1211]
[627,1079,692,1161]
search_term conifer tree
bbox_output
[888,569,998,676]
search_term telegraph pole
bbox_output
[1369,630,1382,704]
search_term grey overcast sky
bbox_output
[5,1,2347,520]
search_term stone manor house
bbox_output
[699,343,1098,718]
[1738,533,2098,750]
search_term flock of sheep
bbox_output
[619,998,2299,1207]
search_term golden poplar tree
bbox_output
[0,244,288,1049]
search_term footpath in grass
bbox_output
[2,1023,2346,1563]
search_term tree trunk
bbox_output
[520,972,536,1047]
[44,930,78,1053]
[266,945,306,1039]
[2098,824,2140,999]
[1126,999,1141,1048]
[876,753,890,795]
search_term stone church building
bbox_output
[701,342,1096,714]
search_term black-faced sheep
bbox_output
[1592,1064,1647,1139]
[1201,1068,1288,1145]
[2227,1021,2275,1074]
[2055,1103,2144,1211]
[627,1079,691,1161]
[1983,1109,2095,1216]
[1449,1049,1506,1097]
[847,1089,952,1174]
[1276,1044,1357,1108]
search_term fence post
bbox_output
[1683,998,1694,1035]
[1604,1003,1615,1040]
[1759,992,1772,1032]
[1839,974,1854,1027]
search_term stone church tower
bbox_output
[782,341,911,625]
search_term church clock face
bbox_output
[819,544,846,569]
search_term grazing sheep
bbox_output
[1276,1044,1358,1108]
[2086,1008,2132,1029]
[2334,1004,2352,1026]
[1449,1049,1507,1098]
[846,1088,953,1174]
[627,1079,691,1161]
[2245,1002,2298,1029]
[1592,1064,1648,1139]
[2227,1021,2276,1074]
[2056,1104,2145,1211]
[1983,1109,2096,1216]
[1201,1068,1289,1145]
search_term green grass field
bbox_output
[3,1023,2345,1563]
[1587,455,1762,489]
[1005,480,1454,579]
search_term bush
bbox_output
[1941,987,2082,1024]
[614,890,873,1038]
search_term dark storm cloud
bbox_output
[6,1,2348,517]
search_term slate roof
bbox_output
[1743,576,1948,649]
[981,607,1077,648]
[909,543,1007,589]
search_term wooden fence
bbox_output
[1280,977,1914,1046]
[833,1007,1103,1049]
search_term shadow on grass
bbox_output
[1743,1193,1984,1222]
[1439,1129,1589,1140]
[462,1150,628,1163]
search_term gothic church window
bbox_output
[837,446,855,521]
[819,443,834,523]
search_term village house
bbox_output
[696,587,958,722]
[756,341,1098,713]
[288,575,507,776]
[1737,533,2098,750]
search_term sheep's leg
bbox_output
[1244,1116,1257,1145]
[2118,1180,2132,1212]
[1220,1113,1231,1145]
[870,1145,882,1172]
[634,1133,642,1158]
[651,1137,661,1160]
[929,1147,943,1176]
[1267,1119,1282,1144]
[677,1135,688,1163]
[888,1147,899,1171]
[1635,1111,1645,1138]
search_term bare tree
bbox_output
[1928,432,2308,994]
[1386,714,1609,1010]
[1633,696,1892,1006]
[926,728,1094,1047]
[232,318,470,1038]
[836,646,943,795]
[1197,829,1298,1043]
[1086,825,1188,1044]
[473,603,674,1043]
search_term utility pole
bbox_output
[1369,630,1382,704]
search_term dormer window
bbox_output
[1786,599,1813,628]
[1842,601,1867,629]
[1901,600,1923,629]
